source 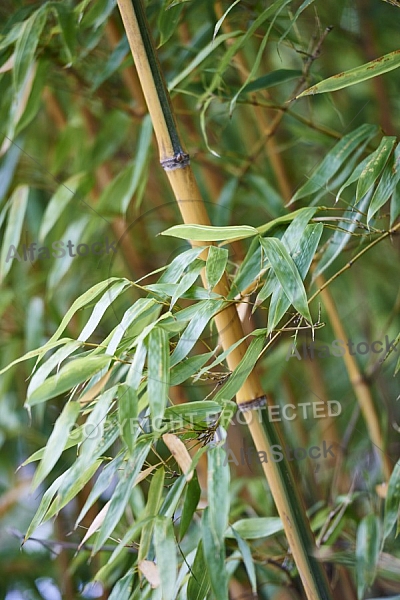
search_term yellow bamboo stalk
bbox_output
[116,2,334,598]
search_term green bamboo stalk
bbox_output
[116,1,334,598]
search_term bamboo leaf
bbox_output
[260,237,311,322]
[356,515,381,599]
[38,173,86,242]
[75,455,125,527]
[266,223,323,333]
[158,3,183,47]
[167,31,242,91]
[170,259,204,308]
[288,124,378,204]
[27,341,81,399]
[24,473,66,541]
[368,142,400,223]
[147,327,170,423]
[13,5,47,90]
[208,445,230,540]
[78,279,131,342]
[0,185,29,283]
[44,278,124,350]
[118,384,138,454]
[225,517,283,539]
[106,298,158,356]
[383,461,400,540]
[139,467,166,563]
[202,508,228,600]
[356,137,396,202]
[163,433,193,480]
[313,192,371,278]
[212,336,265,404]
[52,3,77,64]
[32,401,80,490]
[170,299,226,366]
[108,571,133,600]
[296,49,400,98]
[160,224,258,241]
[279,0,317,43]
[187,541,210,600]
[93,439,151,555]
[231,528,257,593]
[206,246,228,291]
[26,355,111,406]
[154,516,177,600]
[242,69,302,93]
[179,473,201,540]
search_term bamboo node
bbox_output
[237,395,267,411]
[161,152,190,171]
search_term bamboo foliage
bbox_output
[0,1,399,599]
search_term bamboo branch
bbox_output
[116,2,334,598]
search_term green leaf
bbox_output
[266,223,323,333]
[27,341,81,398]
[106,298,158,356]
[0,337,74,376]
[169,351,214,386]
[367,156,399,224]
[296,49,400,97]
[187,541,211,600]
[158,3,183,47]
[13,5,47,90]
[167,31,242,91]
[0,185,29,283]
[383,461,400,540]
[356,515,381,599]
[288,124,378,204]
[231,529,257,593]
[75,455,124,527]
[163,400,222,425]
[154,516,177,600]
[32,401,80,490]
[52,3,77,63]
[25,473,66,541]
[313,192,371,279]
[45,460,102,523]
[108,571,133,600]
[279,0,317,43]
[260,237,311,322]
[179,473,201,539]
[147,327,170,424]
[45,278,124,350]
[139,467,166,563]
[201,508,228,600]
[212,336,264,404]
[225,517,283,539]
[26,355,111,406]
[160,224,258,241]
[242,69,302,94]
[78,279,131,342]
[118,384,138,454]
[170,299,226,366]
[208,445,230,540]
[170,259,204,308]
[205,246,228,291]
[38,173,86,242]
[91,36,129,91]
[356,137,396,202]
[93,439,151,554]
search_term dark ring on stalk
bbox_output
[237,395,267,411]
[161,152,190,170]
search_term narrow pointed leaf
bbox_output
[206,246,228,291]
[147,327,170,423]
[356,137,396,202]
[296,49,400,97]
[154,516,177,600]
[0,185,29,283]
[161,224,258,241]
[260,237,311,322]
[383,461,400,540]
[32,401,80,490]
